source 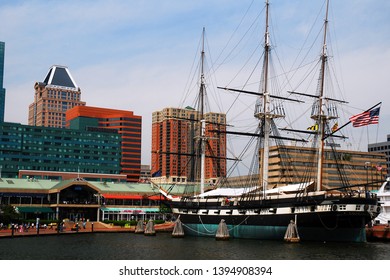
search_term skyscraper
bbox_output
[66,106,142,182]
[0,42,6,122]
[28,65,86,128]
[151,107,226,185]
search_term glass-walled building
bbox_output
[0,122,122,178]
[66,106,142,182]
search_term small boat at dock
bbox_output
[367,178,390,241]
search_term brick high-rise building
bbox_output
[66,106,142,182]
[28,65,86,128]
[151,107,226,185]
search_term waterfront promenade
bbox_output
[0,221,174,238]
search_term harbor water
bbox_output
[0,232,389,260]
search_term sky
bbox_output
[1,0,389,166]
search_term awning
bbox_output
[102,194,166,200]
[100,207,160,214]
[16,207,54,214]
[102,194,143,200]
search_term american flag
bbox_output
[349,107,380,127]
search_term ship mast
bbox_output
[314,0,330,191]
[219,0,291,191]
[199,27,206,194]
[254,0,272,192]
[262,0,271,192]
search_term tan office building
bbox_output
[226,145,386,191]
[28,65,86,128]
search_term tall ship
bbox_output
[157,0,381,242]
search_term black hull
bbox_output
[170,194,379,242]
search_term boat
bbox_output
[366,177,390,241]
[157,0,381,242]
[373,177,390,225]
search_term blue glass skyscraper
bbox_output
[0,42,5,122]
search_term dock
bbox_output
[0,221,174,238]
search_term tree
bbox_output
[0,205,21,225]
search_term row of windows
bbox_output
[102,117,141,123]
[122,149,141,153]
[1,166,119,174]
[110,132,141,138]
[1,134,119,142]
[122,157,141,163]
[47,90,80,100]
[369,145,390,152]
[121,143,141,148]
[0,153,120,162]
[18,141,120,149]
[102,123,142,128]
[120,127,142,132]
[19,138,120,145]
[18,148,121,156]
[1,126,120,140]
[0,161,120,169]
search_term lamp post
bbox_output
[36,217,40,236]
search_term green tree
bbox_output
[0,205,21,225]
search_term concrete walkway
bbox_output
[0,221,174,238]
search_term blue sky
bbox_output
[1,0,389,165]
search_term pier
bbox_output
[0,221,174,238]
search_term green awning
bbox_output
[16,207,54,213]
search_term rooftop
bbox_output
[43,65,78,89]
[0,178,196,196]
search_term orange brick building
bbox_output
[151,107,226,185]
[66,106,142,182]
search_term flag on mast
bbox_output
[349,107,380,127]
[331,122,338,132]
[307,123,318,131]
